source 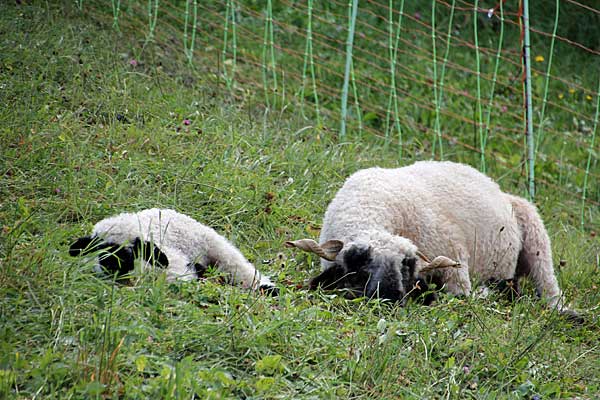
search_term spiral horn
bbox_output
[285,239,343,261]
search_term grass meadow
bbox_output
[1,2,599,399]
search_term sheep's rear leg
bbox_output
[508,195,583,323]
[508,195,563,308]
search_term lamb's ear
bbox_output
[343,244,371,270]
[132,238,169,267]
[285,239,343,261]
[69,236,103,256]
[308,265,346,290]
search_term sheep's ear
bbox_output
[69,236,103,256]
[285,239,343,261]
[308,265,346,290]
[132,238,169,267]
[320,240,344,254]
[343,244,371,270]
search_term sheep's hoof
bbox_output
[259,284,279,297]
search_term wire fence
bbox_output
[80,0,599,228]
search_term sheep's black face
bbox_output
[69,236,169,278]
[309,244,434,304]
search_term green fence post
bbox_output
[522,0,536,200]
[340,0,359,140]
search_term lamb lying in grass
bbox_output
[69,208,276,294]
[287,161,580,320]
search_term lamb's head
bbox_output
[69,236,202,280]
[286,237,435,305]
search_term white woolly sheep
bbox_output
[287,161,579,319]
[69,208,276,293]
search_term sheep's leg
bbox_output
[507,195,563,309]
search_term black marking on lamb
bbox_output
[69,236,103,256]
[70,236,138,277]
[97,242,136,276]
[340,245,403,300]
[132,238,169,268]
[190,262,208,278]
[259,284,279,297]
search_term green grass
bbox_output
[1,2,599,399]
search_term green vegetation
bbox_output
[1,2,598,399]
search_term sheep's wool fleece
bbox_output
[320,161,561,305]
[91,208,270,288]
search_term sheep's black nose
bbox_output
[365,280,402,302]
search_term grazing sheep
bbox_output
[287,161,579,319]
[69,208,276,293]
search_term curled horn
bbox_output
[418,254,461,272]
[416,250,431,264]
[285,239,343,261]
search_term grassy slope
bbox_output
[1,3,599,399]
